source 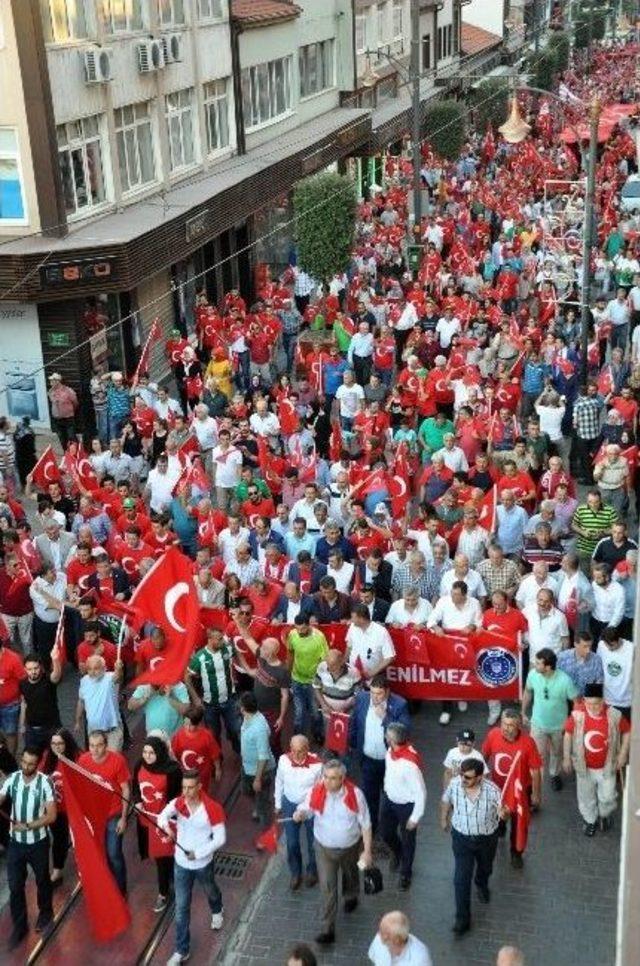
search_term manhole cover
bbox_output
[216,852,252,879]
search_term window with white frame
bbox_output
[102,0,143,33]
[165,88,196,171]
[40,0,87,43]
[57,115,107,216]
[114,102,156,193]
[392,0,403,39]
[158,0,185,26]
[355,11,366,54]
[377,2,388,46]
[198,0,223,18]
[203,79,230,154]
[241,57,292,130]
[299,40,334,99]
[422,33,431,70]
[0,129,27,223]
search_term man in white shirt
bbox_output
[145,454,180,514]
[433,434,469,474]
[29,565,67,653]
[154,386,183,422]
[435,309,461,349]
[368,910,432,966]
[523,588,569,658]
[605,287,631,352]
[427,580,482,725]
[249,399,280,440]
[515,561,558,610]
[218,515,250,566]
[380,723,427,891]
[291,484,325,530]
[591,562,626,642]
[597,627,634,714]
[191,404,218,452]
[293,759,372,945]
[159,769,227,965]
[211,429,243,511]
[335,371,365,430]
[440,555,487,602]
[386,589,432,628]
[327,549,354,594]
[274,735,323,890]
[346,603,396,679]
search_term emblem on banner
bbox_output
[475,648,518,688]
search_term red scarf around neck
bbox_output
[287,752,321,769]
[175,791,225,826]
[389,744,423,769]
[309,779,359,814]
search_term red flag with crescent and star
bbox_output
[129,546,200,687]
[30,445,62,489]
[325,711,350,755]
[59,759,131,942]
[500,750,530,852]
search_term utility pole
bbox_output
[410,0,422,236]
[580,98,600,389]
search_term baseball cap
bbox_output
[456,729,475,743]
[123,497,136,509]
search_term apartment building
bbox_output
[0,0,368,428]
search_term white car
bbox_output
[620,175,640,213]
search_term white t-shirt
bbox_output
[535,404,566,442]
[597,639,634,707]
[386,598,433,627]
[146,467,178,513]
[211,446,243,488]
[368,933,432,966]
[346,621,395,675]
[443,746,487,777]
[335,383,365,418]
[435,316,461,348]
[327,561,354,593]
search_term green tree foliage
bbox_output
[424,100,466,161]
[547,32,570,72]
[529,47,558,91]
[470,79,510,134]
[293,171,357,284]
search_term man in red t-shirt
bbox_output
[496,461,536,508]
[0,639,27,753]
[171,708,222,789]
[77,622,118,674]
[481,590,528,726]
[563,683,630,835]
[65,543,97,600]
[482,708,542,866]
[77,730,130,894]
[135,627,168,677]
[241,489,276,530]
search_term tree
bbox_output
[293,171,357,285]
[547,32,570,73]
[529,48,558,91]
[423,100,466,161]
[470,79,510,135]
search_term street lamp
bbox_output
[499,87,601,388]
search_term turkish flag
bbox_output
[501,750,530,852]
[325,711,350,755]
[178,436,201,466]
[329,422,343,462]
[425,631,476,670]
[478,485,497,531]
[129,546,200,686]
[75,443,99,490]
[256,821,280,854]
[30,445,61,489]
[95,595,145,635]
[359,469,389,496]
[59,760,131,942]
[279,398,299,436]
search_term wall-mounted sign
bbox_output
[48,332,70,347]
[41,258,114,287]
[186,208,210,243]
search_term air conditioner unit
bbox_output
[83,47,113,84]
[137,38,165,73]
[162,33,183,65]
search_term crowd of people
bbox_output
[0,35,638,966]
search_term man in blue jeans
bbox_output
[159,769,227,965]
[274,735,322,890]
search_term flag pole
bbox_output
[57,754,191,856]
[499,749,522,806]
[50,605,64,662]
[116,618,127,665]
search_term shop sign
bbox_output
[89,328,109,370]
[48,332,70,347]
[41,258,114,287]
[186,209,210,243]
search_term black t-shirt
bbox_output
[254,657,291,713]
[19,677,61,728]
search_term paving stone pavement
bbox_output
[220,703,620,966]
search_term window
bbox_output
[40,0,87,43]
[447,24,452,57]
[114,102,156,193]
[299,40,334,98]
[437,25,442,61]
[377,2,388,46]
[392,0,403,39]
[57,116,107,216]
[241,57,292,130]
[0,129,26,223]
[203,79,230,154]
[198,0,223,18]
[453,5,460,54]
[102,0,143,32]
[158,0,185,26]
[355,12,366,54]
[422,33,431,71]
[165,89,196,170]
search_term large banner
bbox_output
[198,608,520,702]
[387,627,521,702]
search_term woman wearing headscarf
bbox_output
[39,727,80,887]
[133,736,183,912]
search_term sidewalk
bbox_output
[220,704,619,966]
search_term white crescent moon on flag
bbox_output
[409,634,423,652]
[121,556,137,575]
[392,476,407,499]
[494,752,512,778]
[77,458,92,478]
[454,642,468,659]
[181,749,198,770]
[332,718,346,739]
[149,656,164,671]
[584,731,606,754]
[44,460,56,481]
[139,781,156,805]
[164,582,189,633]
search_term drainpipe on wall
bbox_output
[230,16,246,156]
